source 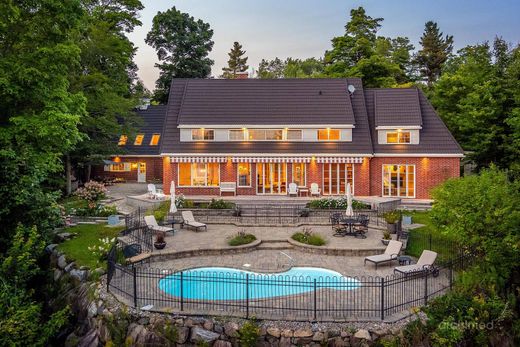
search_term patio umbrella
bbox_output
[169,181,177,214]
[345,183,354,217]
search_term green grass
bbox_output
[60,195,87,213]
[291,232,326,246]
[228,233,257,246]
[57,224,124,269]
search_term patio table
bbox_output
[340,217,358,234]
[161,218,180,234]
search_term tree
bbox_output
[257,57,324,78]
[257,57,285,78]
[415,21,453,86]
[222,41,249,78]
[146,7,214,103]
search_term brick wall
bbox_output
[92,157,163,183]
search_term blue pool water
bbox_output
[158,267,361,300]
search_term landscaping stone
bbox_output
[213,340,233,347]
[313,331,326,342]
[64,261,76,273]
[54,269,63,281]
[203,319,214,330]
[353,329,371,341]
[176,327,189,344]
[328,336,348,347]
[57,232,73,241]
[45,244,58,253]
[70,269,88,282]
[138,317,150,325]
[77,329,98,347]
[267,327,281,338]
[224,322,239,337]
[281,329,293,337]
[87,302,98,318]
[280,336,293,347]
[57,255,68,269]
[293,328,313,338]
[214,323,224,334]
[190,326,220,344]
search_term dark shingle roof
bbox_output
[120,105,167,155]
[374,88,422,127]
[176,79,356,125]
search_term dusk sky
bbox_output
[128,0,520,90]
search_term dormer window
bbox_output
[317,129,340,141]
[192,129,214,141]
[134,134,144,145]
[387,131,410,144]
[150,134,161,146]
[118,135,127,146]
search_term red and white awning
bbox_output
[316,157,364,164]
[170,156,227,163]
[232,157,311,163]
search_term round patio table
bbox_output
[340,217,358,234]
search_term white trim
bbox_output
[255,163,288,194]
[373,153,464,158]
[178,124,355,129]
[236,162,252,188]
[375,125,422,130]
[381,164,416,199]
[110,154,162,157]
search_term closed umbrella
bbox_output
[345,183,354,217]
[169,181,177,214]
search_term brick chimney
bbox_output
[235,71,249,79]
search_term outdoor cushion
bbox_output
[394,250,437,274]
[364,240,403,268]
[144,215,173,233]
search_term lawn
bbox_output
[57,223,124,269]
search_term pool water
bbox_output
[158,267,361,300]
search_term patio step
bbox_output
[257,240,293,250]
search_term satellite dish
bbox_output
[347,85,356,94]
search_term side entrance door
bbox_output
[137,162,146,183]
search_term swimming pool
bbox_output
[158,267,361,300]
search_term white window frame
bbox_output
[104,162,131,172]
[237,162,252,187]
[386,131,411,144]
[381,164,416,198]
[229,129,246,141]
[286,129,303,141]
[191,129,215,141]
[177,163,220,187]
[317,129,341,141]
[291,162,307,187]
[322,163,354,195]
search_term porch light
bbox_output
[114,157,121,163]
[131,163,138,169]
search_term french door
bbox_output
[382,164,415,198]
[256,163,287,194]
[323,163,354,195]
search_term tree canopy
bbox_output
[222,41,249,78]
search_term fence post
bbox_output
[246,273,250,319]
[133,266,138,308]
[424,272,428,305]
[180,272,184,311]
[380,277,385,321]
[313,279,317,321]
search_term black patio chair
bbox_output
[353,215,369,238]
[330,212,347,237]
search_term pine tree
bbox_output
[415,21,454,86]
[222,41,249,78]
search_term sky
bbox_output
[128,0,520,91]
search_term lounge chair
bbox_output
[364,240,403,269]
[144,215,174,234]
[288,183,298,197]
[181,211,207,232]
[394,250,438,275]
[147,184,165,200]
[310,183,321,197]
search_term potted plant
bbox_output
[154,230,166,250]
[381,230,392,245]
[384,210,401,234]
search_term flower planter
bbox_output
[381,239,391,246]
[154,242,166,250]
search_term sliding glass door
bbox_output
[382,164,415,198]
[322,163,354,195]
[256,163,287,194]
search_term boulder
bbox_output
[45,244,58,253]
[293,328,313,338]
[214,323,224,334]
[213,340,233,347]
[78,329,98,347]
[70,269,88,282]
[281,329,293,338]
[280,336,293,347]
[57,255,68,269]
[267,327,281,338]
[190,326,220,344]
[353,329,371,341]
[313,331,326,342]
[328,337,348,347]
[176,326,190,344]
[56,232,73,242]
[87,302,97,318]
[224,322,239,337]
[54,269,63,281]
[128,323,148,345]
[138,317,150,325]
[203,319,214,331]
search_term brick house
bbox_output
[96,78,463,199]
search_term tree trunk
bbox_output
[86,164,92,182]
[66,154,72,195]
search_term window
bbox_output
[382,164,415,197]
[317,129,340,141]
[104,163,131,172]
[286,129,302,140]
[118,135,127,146]
[248,129,265,140]
[292,163,306,187]
[134,134,144,145]
[248,129,284,141]
[265,129,283,140]
[323,163,353,194]
[237,163,251,187]
[178,163,220,186]
[149,134,161,145]
[191,129,214,141]
[386,131,411,144]
[229,129,245,141]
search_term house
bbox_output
[95,78,463,199]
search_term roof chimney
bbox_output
[235,71,249,79]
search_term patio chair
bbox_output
[288,183,298,197]
[147,184,165,200]
[394,250,438,275]
[144,215,174,234]
[181,211,207,232]
[353,215,369,238]
[330,212,347,236]
[364,240,403,269]
[310,183,321,197]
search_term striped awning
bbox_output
[316,157,364,164]
[170,156,227,163]
[232,156,311,163]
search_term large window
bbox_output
[104,163,130,172]
[229,129,245,141]
[286,129,302,140]
[292,163,306,187]
[318,129,340,141]
[382,164,415,197]
[386,131,411,144]
[178,163,220,186]
[237,163,251,187]
[192,129,214,141]
[248,129,283,141]
[323,163,353,194]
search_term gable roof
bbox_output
[374,88,422,127]
[119,105,167,155]
[175,78,356,125]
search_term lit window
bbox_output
[149,134,161,145]
[105,163,131,172]
[286,129,302,140]
[317,129,340,141]
[248,129,265,140]
[178,163,220,186]
[248,129,284,141]
[387,131,411,144]
[292,163,306,186]
[382,164,415,197]
[229,129,245,141]
[237,163,251,187]
[134,134,144,145]
[265,129,283,140]
[192,129,214,141]
[118,135,127,146]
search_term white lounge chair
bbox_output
[181,211,207,232]
[394,250,438,275]
[364,240,403,269]
[288,183,298,197]
[310,183,321,197]
[147,184,165,200]
[144,215,174,234]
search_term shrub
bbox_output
[75,181,107,203]
[382,230,391,240]
[87,237,116,263]
[237,320,260,347]
[306,197,369,210]
[228,231,256,246]
[207,198,235,209]
[383,210,401,224]
[292,228,326,246]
